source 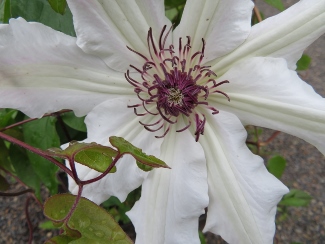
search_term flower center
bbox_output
[167,88,183,105]
[125,26,230,141]
[155,69,204,118]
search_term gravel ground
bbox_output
[0,185,57,244]
[254,1,325,243]
[0,1,324,243]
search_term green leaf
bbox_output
[45,235,75,244]
[0,0,11,23]
[199,231,206,244]
[44,194,133,243]
[103,197,132,225]
[252,127,264,143]
[9,145,41,199]
[0,110,23,174]
[164,0,186,9]
[101,187,141,225]
[136,161,153,172]
[48,142,116,159]
[48,142,118,173]
[55,120,87,146]
[0,174,10,191]
[165,8,178,22]
[61,112,87,132]
[23,117,60,195]
[164,0,185,26]
[47,0,67,15]
[263,0,285,11]
[296,54,311,71]
[0,109,17,128]
[279,189,312,207]
[7,0,75,36]
[0,139,13,173]
[3,128,24,142]
[109,136,170,169]
[39,220,59,230]
[75,147,117,173]
[267,155,286,179]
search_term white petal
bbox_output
[69,97,162,204]
[209,57,325,155]
[199,110,288,244]
[211,0,325,73]
[127,128,208,244]
[173,0,253,62]
[0,18,132,118]
[68,0,171,72]
[249,0,325,69]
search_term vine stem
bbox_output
[254,126,260,155]
[253,5,263,22]
[0,109,72,132]
[80,153,123,185]
[68,157,80,185]
[0,131,74,178]
[259,131,281,146]
[62,184,83,224]
[246,129,281,152]
[0,189,34,197]
[0,166,43,208]
[61,153,123,224]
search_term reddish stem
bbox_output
[246,127,281,155]
[259,131,281,146]
[80,153,122,185]
[0,109,71,132]
[68,157,80,185]
[0,189,34,197]
[62,184,83,223]
[61,153,122,224]
[0,131,74,178]
[0,167,43,208]
[254,126,260,155]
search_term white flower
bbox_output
[0,0,324,243]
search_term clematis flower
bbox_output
[0,0,324,243]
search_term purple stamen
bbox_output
[133,108,147,116]
[126,46,148,61]
[125,25,230,140]
[130,65,143,74]
[139,118,162,127]
[144,123,164,132]
[142,101,159,115]
[155,126,170,138]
